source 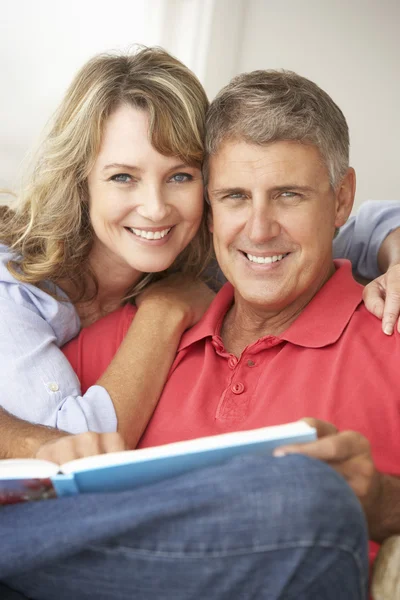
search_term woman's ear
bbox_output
[335,167,356,228]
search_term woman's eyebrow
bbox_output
[102,163,141,173]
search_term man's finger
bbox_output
[300,417,338,438]
[274,431,369,462]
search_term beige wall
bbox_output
[198,0,400,211]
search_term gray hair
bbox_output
[204,69,349,189]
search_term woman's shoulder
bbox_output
[0,243,80,345]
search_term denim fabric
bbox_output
[1,455,368,600]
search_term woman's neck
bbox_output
[60,247,143,327]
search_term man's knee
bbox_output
[212,453,368,555]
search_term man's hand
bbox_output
[35,431,128,465]
[363,264,400,335]
[274,418,385,540]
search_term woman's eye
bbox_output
[170,173,192,183]
[110,173,132,183]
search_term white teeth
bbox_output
[246,253,287,264]
[129,227,172,240]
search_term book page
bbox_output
[61,421,314,474]
[0,459,59,478]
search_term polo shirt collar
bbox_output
[281,259,363,348]
[178,259,364,351]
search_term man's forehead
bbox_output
[208,139,328,187]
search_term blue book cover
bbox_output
[0,421,316,504]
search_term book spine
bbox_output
[51,473,80,497]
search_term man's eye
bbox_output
[224,192,245,200]
[281,191,297,198]
[170,173,193,183]
[110,173,132,183]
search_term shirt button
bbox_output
[231,382,245,394]
[247,360,256,367]
[47,382,59,392]
[228,357,238,369]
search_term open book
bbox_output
[0,421,315,505]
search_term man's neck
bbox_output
[221,264,335,356]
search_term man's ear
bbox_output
[335,167,356,228]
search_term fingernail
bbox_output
[273,450,286,457]
[383,324,393,335]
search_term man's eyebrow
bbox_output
[208,187,248,197]
[209,184,316,196]
[271,185,315,193]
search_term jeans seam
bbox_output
[92,539,362,557]
[88,540,366,586]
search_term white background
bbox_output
[1,0,399,210]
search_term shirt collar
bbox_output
[281,260,363,348]
[178,259,364,351]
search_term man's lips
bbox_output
[240,250,290,265]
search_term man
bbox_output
[62,70,400,550]
[1,70,400,599]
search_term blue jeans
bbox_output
[0,455,368,600]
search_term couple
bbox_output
[1,47,400,599]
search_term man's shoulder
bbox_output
[347,302,400,350]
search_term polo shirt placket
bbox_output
[212,335,285,425]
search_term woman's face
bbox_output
[87,104,204,283]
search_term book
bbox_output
[0,421,316,505]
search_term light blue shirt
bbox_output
[0,246,117,434]
[0,200,399,434]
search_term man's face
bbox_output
[207,140,354,313]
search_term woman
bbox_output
[0,47,215,453]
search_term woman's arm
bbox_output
[0,407,68,458]
[333,200,400,279]
[0,262,214,454]
[68,276,215,448]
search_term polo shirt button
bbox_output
[228,357,238,369]
[247,360,256,367]
[47,382,59,392]
[231,382,245,394]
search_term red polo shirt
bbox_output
[64,260,400,476]
[63,259,400,564]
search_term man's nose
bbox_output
[247,206,281,243]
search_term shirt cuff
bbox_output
[56,385,118,434]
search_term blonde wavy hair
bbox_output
[0,46,211,302]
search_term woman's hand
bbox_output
[136,274,216,329]
[363,264,400,335]
[36,432,127,464]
